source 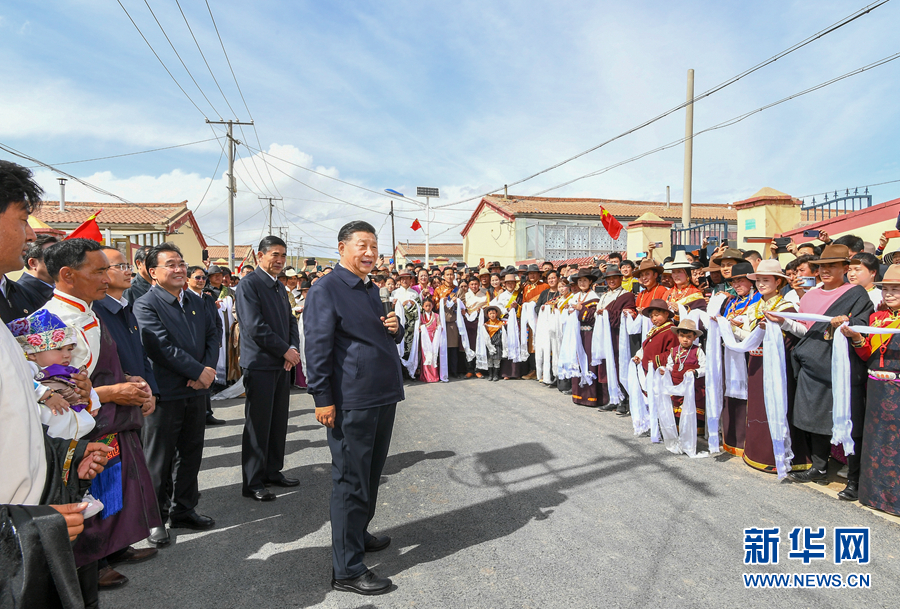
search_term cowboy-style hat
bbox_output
[874,264,900,286]
[397,269,413,278]
[641,299,672,318]
[602,264,624,279]
[748,259,789,281]
[664,250,694,271]
[206,265,225,275]
[483,304,503,317]
[503,273,519,282]
[711,248,746,264]
[526,264,541,273]
[571,268,599,281]
[635,258,664,275]
[489,261,502,268]
[816,244,852,264]
[703,260,723,274]
[882,251,900,265]
[478,267,491,276]
[727,261,755,281]
[672,318,703,336]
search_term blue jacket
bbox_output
[133,286,219,400]
[93,295,159,396]
[235,267,300,371]
[304,264,404,410]
[15,273,54,313]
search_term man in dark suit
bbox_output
[16,234,58,312]
[305,221,405,596]
[123,246,152,303]
[134,243,219,537]
[235,236,301,502]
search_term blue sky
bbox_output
[1,1,898,255]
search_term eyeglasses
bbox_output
[192,275,207,281]
[110,263,133,271]
[156,262,188,271]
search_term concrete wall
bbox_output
[626,214,672,261]
[166,218,205,267]
[463,206,516,267]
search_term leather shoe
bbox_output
[264,476,300,487]
[598,402,618,412]
[148,526,170,547]
[838,481,859,501]
[206,414,226,426]
[616,408,631,417]
[332,569,392,595]
[364,535,391,553]
[108,546,158,565]
[243,488,277,501]
[169,511,215,530]
[465,372,474,378]
[98,566,128,589]
[789,468,828,484]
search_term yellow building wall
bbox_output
[626,223,671,261]
[166,219,205,267]
[737,204,801,250]
[463,206,516,267]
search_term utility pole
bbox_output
[259,196,282,236]
[682,69,695,229]
[389,200,396,267]
[206,118,253,269]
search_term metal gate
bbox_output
[671,220,730,253]
[800,188,873,222]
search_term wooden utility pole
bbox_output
[682,69,695,229]
[206,118,253,269]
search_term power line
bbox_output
[527,50,900,198]
[24,137,220,168]
[433,0,892,209]
[191,129,228,214]
[798,178,900,200]
[115,0,207,117]
[140,0,222,117]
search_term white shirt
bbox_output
[40,290,102,376]
[0,324,47,504]
[392,286,418,306]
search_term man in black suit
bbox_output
[123,246,152,303]
[16,234,58,311]
[305,221,405,596]
[235,236,301,502]
[134,243,219,536]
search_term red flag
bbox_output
[599,205,623,240]
[411,218,422,231]
[66,209,104,242]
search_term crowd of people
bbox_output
[366,232,900,520]
[4,152,900,604]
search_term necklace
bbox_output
[675,345,693,371]
[727,291,755,319]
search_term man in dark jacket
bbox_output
[16,234,58,311]
[123,245,152,303]
[305,221,404,596]
[134,243,219,540]
[235,236,301,502]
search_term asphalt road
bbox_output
[108,378,900,608]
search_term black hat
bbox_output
[572,268,599,281]
[300,281,311,289]
[602,264,624,279]
[526,264,541,273]
[727,261,755,281]
[489,261,502,268]
[207,265,224,275]
[517,264,529,272]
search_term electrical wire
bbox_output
[798,178,900,200]
[25,138,220,168]
[140,0,222,118]
[526,50,900,198]
[433,0,892,209]
[191,129,228,215]
[115,0,207,118]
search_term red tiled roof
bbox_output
[34,201,189,226]
[462,195,737,237]
[207,245,255,262]
[396,242,463,257]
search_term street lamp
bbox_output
[385,187,439,264]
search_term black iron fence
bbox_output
[800,188,873,222]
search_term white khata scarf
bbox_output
[762,320,794,479]
[456,299,475,361]
[558,310,593,385]
[590,310,623,404]
[659,370,708,458]
[535,304,556,384]
[519,301,538,362]
[475,309,490,370]
[641,363,680,452]
[398,300,421,376]
[777,311,900,454]
[715,318,764,399]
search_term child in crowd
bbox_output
[419,297,442,383]
[7,309,100,440]
[483,305,504,382]
[661,319,706,431]
[633,299,678,372]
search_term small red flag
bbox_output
[66,209,104,242]
[411,218,422,231]
[598,205,623,240]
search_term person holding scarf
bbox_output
[664,251,706,322]
[595,265,637,413]
[417,296,442,383]
[535,270,562,386]
[713,261,760,456]
[841,264,900,508]
[633,259,670,312]
[482,305,505,381]
[520,264,549,380]
[660,319,705,430]
[633,299,677,373]
[435,268,462,378]
[495,272,525,380]
[392,271,419,369]
[555,278,576,395]
[740,260,811,474]
[411,268,433,301]
[771,244,873,491]
[463,277,488,378]
[569,268,601,406]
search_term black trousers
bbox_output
[242,367,291,491]
[447,346,459,378]
[328,403,396,580]
[77,561,98,609]
[142,394,207,520]
[807,432,861,483]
